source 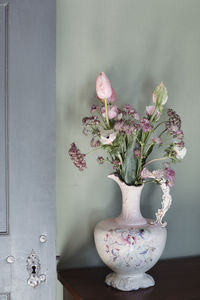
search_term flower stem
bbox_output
[85,147,102,155]
[104,98,110,128]
[143,156,169,168]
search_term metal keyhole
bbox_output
[32,266,36,274]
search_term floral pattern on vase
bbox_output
[94,174,167,291]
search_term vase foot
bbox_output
[105,272,155,291]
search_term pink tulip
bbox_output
[96,72,112,100]
[101,105,118,119]
[152,82,168,106]
[107,87,116,103]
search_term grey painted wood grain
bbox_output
[0,0,56,299]
[0,3,9,234]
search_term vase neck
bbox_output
[108,174,147,226]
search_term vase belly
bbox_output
[94,217,167,290]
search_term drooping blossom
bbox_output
[165,167,175,187]
[173,144,187,159]
[152,82,168,106]
[68,143,86,171]
[97,156,104,165]
[101,105,118,119]
[100,130,117,145]
[152,136,162,145]
[96,72,112,100]
[140,118,152,132]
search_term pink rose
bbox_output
[101,105,118,119]
[96,72,112,100]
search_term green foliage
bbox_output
[121,137,136,185]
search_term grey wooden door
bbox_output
[0,0,56,299]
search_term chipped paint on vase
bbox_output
[94,174,167,291]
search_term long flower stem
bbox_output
[104,98,110,128]
[143,156,169,168]
[85,147,102,155]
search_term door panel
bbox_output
[0,0,56,299]
[0,2,9,235]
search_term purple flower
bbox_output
[68,143,87,171]
[165,167,175,187]
[90,105,99,114]
[97,156,104,165]
[112,160,121,169]
[82,116,100,126]
[123,104,135,114]
[140,118,152,132]
[134,149,141,158]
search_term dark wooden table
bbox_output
[58,256,200,300]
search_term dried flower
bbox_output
[68,143,87,171]
[140,118,152,132]
[165,167,175,187]
[96,72,112,100]
[166,109,182,131]
[82,116,100,126]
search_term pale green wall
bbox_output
[57,0,200,298]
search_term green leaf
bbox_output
[121,137,136,185]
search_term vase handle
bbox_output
[152,181,172,227]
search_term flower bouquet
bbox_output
[68,72,186,291]
[69,72,186,221]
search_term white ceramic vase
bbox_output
[94,174,167,291]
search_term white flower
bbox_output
[100,130,116,145]
[174,145,187,160]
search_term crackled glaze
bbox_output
[94,174,167,291]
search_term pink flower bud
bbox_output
[107,87,116,103]
[96,72,112,100]
[152,82,168,106]
[101,105,118,119]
